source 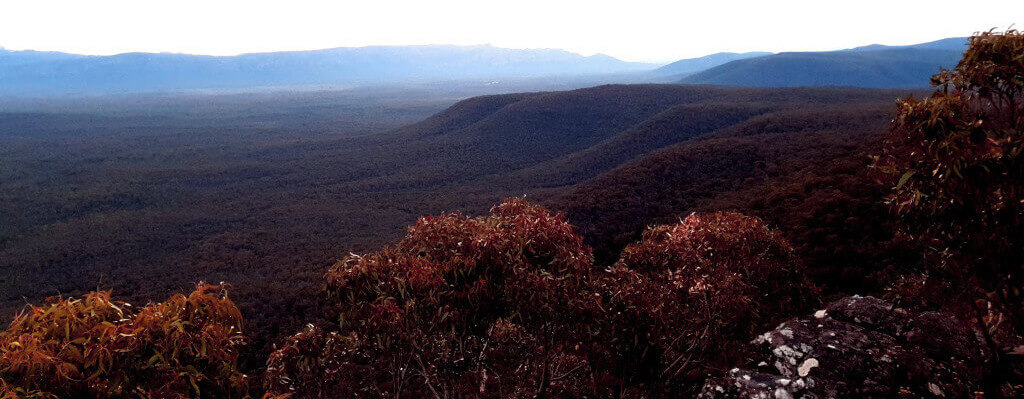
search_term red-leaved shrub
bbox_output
[0,283,248,398]
[267,198,597,398]
[593,212,816,395]
[266,201,814,398]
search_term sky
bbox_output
[0,0,1020,63]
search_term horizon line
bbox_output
[0,36,967,64]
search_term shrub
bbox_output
[267,198,597,398]
[873,29,1024,395]
[263,324,368,398]
[874,29,1024,345]
[0,283,248,398]
[267,201,815,398]
[598,212,816,395]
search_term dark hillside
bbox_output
[367,85,907,190]
[548,104,920,293]
[330,85,757,189]
[502,87,905,188]
[506,102,774,187]
[390,92,543,137]
[652,51,773,77]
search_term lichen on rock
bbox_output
[699,296,985,398]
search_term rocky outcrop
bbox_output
[699,296,986,398]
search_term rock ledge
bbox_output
[700,296,985,398]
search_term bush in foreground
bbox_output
[874,29,1024,392]
[0,283,248,398]
[594,212,816,395]
[267,198,597,398]
[0,201,814,398]
[265,200,813,398]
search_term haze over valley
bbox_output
[2,36,967,96]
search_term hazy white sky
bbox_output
[0,0,1019,62]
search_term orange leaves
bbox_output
[881,30,1024,211]
[263,325,368,398]
[959,29,1024,99]
[0,282,249,398]
[618,212,798,278]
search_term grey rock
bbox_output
[700,296,985,398]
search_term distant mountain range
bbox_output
[680,37,967,88]
[652,52,773,77]
[0,45,654,95]
[0,37,970,95]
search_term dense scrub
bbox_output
[0,283,247,398]
[594,212,816,395]
[874,29,1024,393]
[267,199,596,397]
[263,199,812,398]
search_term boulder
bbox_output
[699,296,985,398]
